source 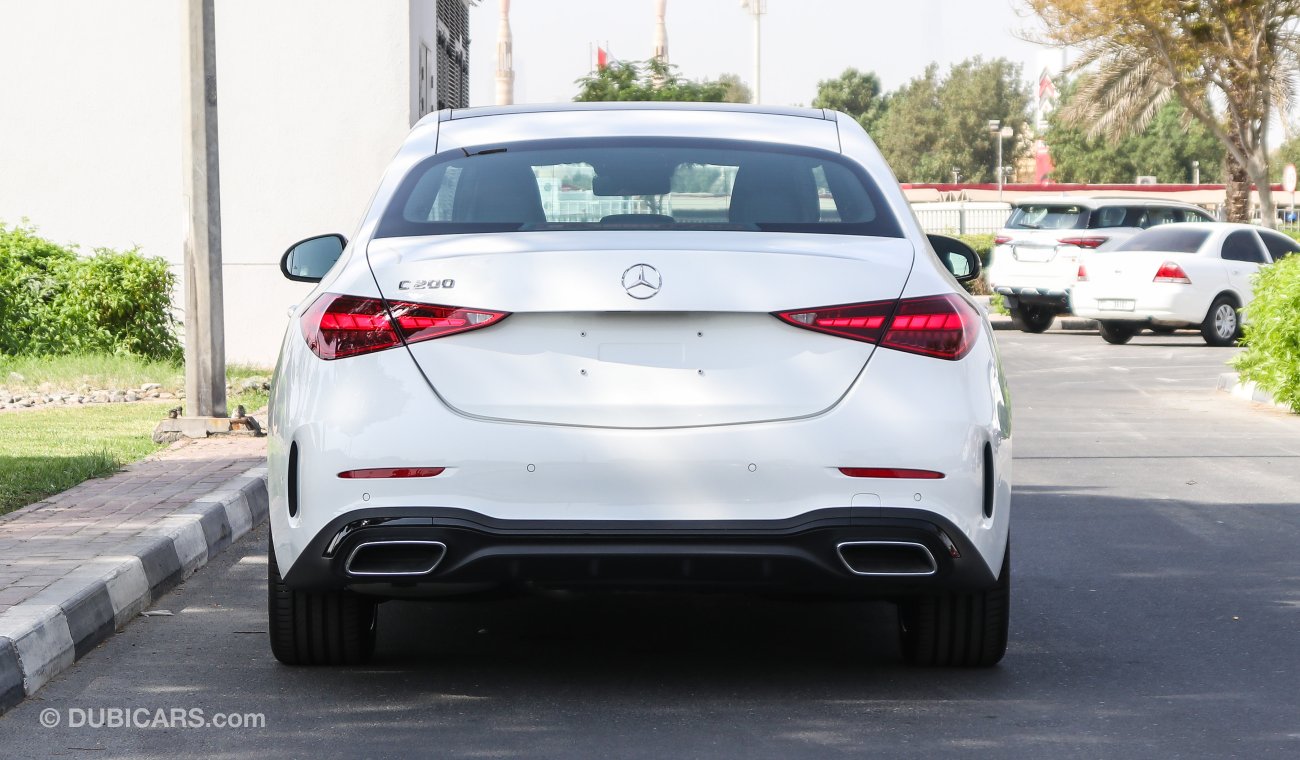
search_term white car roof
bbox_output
[1012,196,1208,210]
[426,102,845,154]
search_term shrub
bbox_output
[0,222,181,361]
[953,233,995,295]
[1233,254,1300,412]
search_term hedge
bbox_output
[1234,253,1300,412]
[0,223,181,361]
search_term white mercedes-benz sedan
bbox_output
[267,103,1012,668]
[1071,222,1295,345]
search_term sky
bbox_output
[467,0,1062,108]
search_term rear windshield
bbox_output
[1006,204,1087,230]
[375,137,902,238]
[1113,226,1211,253]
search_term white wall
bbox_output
[0,0,432,365]
[0,1,184,264]
[215,0,415,363]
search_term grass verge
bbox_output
[0,355,272,516]
[0,402,171,516]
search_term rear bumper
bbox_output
[993,286,1070,311]
[280,507,1002,598]
[1070,283,1209,324]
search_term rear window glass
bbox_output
[1114,226,1211,253]
[376,137,902,239]
[1006,205,1086,230]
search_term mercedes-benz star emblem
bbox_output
[621,264,662,299]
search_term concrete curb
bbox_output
[0,465,268,715]
[1217,372,1296,413]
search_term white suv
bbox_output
[987,197,1215,332]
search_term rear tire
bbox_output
[1201,296,1241,346]
[1009,304,1054,333]
[899,541,1010,667]
[268,536,377,666]
[1098,321,1137,345]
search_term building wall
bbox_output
[0,1,457,365]
[215,0,415,363]
[0,1,185,269]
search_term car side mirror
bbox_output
[281,234,347,283]
[927,234,981,283]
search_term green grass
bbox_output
[0,354,273,516]
[0,402,172,516]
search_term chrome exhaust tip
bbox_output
[344,540,447,577]
[836,541,938,576]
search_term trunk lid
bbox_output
[366,231,914,428]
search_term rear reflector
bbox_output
[840,467,945,479]
[774,293,980,361]
[1153,261,1192,284]
[338,467,446,479]
[302,293,508,360]
[1058,236,1108,249]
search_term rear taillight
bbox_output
[774,293,980,361]
[840,467,945,479]
[1153,261,1191,284]
[301,293,509,360]
[994,235,1012,245]
[1077,263,1088,281]
[1058,236,1108,249]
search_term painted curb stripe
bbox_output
[0,470,268,715]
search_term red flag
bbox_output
[597,47,608,69]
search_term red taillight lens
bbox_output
[840,467,945,479]
[772,301,893,343]
[774,293,980,361]
[338,467,445,478]
[1153,261,1191,284]
[1058,236,1108,249]
[881,294,980,360]
[1077,263,1088,281]
[994,235,1012,245]
[301,293,508,360]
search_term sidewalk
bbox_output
[0,435,267,714]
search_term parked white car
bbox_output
[267,102,1013,668]
[1071,222,1298,345]
[988,197,1215,333]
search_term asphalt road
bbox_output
[3,329,1299,759]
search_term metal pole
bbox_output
[996,133,1004,201]
[753,9,761,103]
[181,0,227,418]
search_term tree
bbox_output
[718,73,752,104]
[1047,78,1224,183]
[874,58,1031,183]
[1025,0,1300,226]
[812,68,889,135]
[574,59,727,102]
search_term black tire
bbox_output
[1200,296,1241,347]
[1098,321,1137,345]
[899,541,1010,667]
[1149,325,1177,335]
[268,537,377,665]
[1009,303,1054,333]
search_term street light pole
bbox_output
[181,0,227,419]
[989,120,1013,202]
[741,0,766,104]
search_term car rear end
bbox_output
[266,105,1012,667]
[987,200,1123,313]
[1071,225,1220,325]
